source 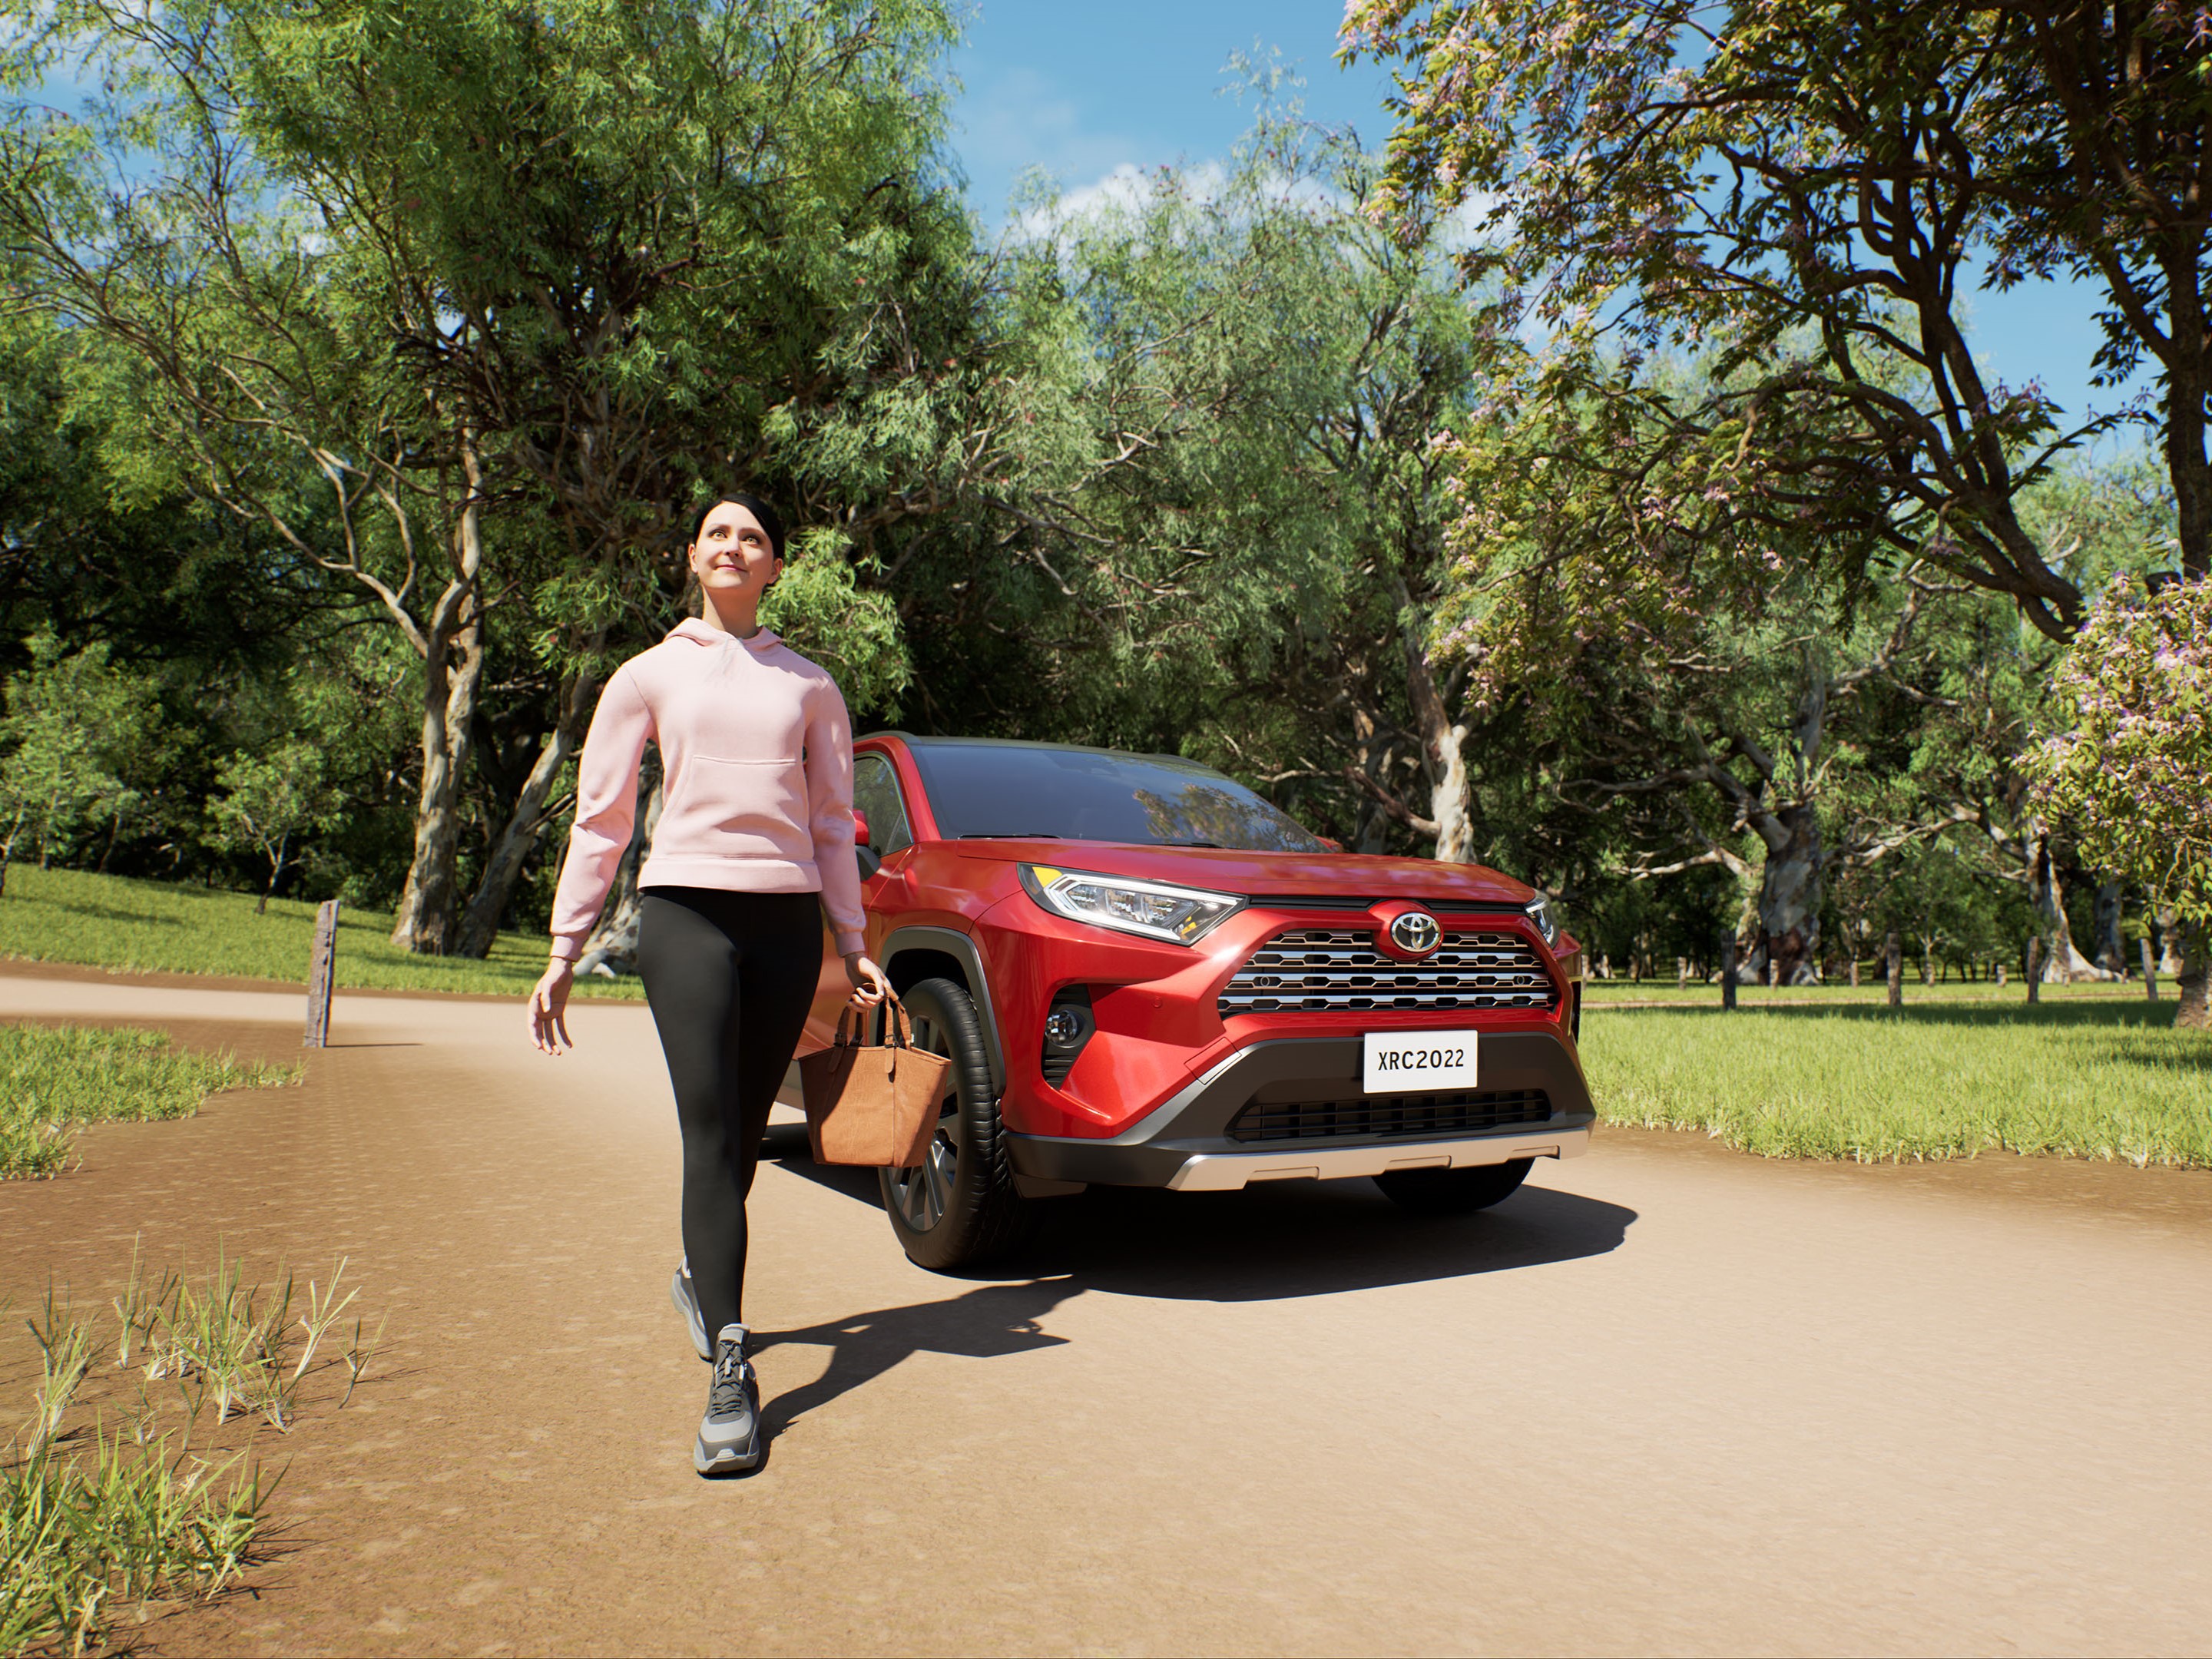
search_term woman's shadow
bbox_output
[749,1277,1078,1445]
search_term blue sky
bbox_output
[944,2,2146,436]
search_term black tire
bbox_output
[877,977,1036,1270]
[1374,1157,1533,1217]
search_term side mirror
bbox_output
[853,809,873,848]
[1317,836,1344,853]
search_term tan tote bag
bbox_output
[798,997,949,1168]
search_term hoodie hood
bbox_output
[667,618,783,654]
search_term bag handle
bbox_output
[833,992,913,1050]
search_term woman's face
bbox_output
[689,501,782,603]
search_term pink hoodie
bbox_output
[548,619,866,962]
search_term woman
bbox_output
[526,490,889,1476]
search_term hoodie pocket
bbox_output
[662,754,813,864]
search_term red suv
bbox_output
[797,736,1594,1270]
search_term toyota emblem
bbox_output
[1387,910,1442,957]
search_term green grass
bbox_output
[1580,975,2145,1005]
[2,1250,386,1654]
[0,1025,300,1179]
[0,865,644,999]
[1582,999,2212,1167]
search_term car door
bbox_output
[796,747,917,1056]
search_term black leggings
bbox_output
[634,886,821,1342]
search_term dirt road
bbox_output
[5,968,2210,1657]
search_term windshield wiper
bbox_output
[958,831,1061,839]
[1158,839,1225,848]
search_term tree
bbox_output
[982,111,1514,862]
[2,0,969,952]
[206,740,341,911]
[0,628,156,890]
[1380,310,1969,981]
[2027,574,2211,1027]
[1342,0,2212,619]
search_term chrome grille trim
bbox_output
[1218,928,1558,1015]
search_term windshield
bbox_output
[906,743,1326,853]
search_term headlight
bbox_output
[1524,893,1558,947]
[1018,865,1244,946]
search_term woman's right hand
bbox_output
[528,959,575,1055]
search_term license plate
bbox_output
[1362,1030,1479,1093]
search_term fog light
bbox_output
[1040,987,1095,1087]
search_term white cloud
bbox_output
[1005,156,1367,243]
[955,65,1142,220]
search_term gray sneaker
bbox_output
[670,1265,710,1362]
[694,1324,761,1475]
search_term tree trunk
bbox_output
[577,767,665,976]
[388,481,488,956]
[452,673,598,959]
[388,606,483,955]
[2177,920,2210,1031]
[2025,830,2104,982]
[1394,578,1474,862]
[2157,905,2185,976]
[1754,803,1822,986]
[2091,882,2127,975]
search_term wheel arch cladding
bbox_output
[880,926,1006,1096]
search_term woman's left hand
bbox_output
[843,952,891,1008]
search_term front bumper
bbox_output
[1006,1031,1594,1192]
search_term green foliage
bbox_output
[0,1022,298,1177]
[1343,0,2212,614]
[205,740,342,901]
[0,628,159,872]
[761,542,912,720]
[1584,1002,2212,1165]
[2028,575,2212,925]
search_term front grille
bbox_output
[1218,929,1557,1016]
[1227,1088,1552,1144]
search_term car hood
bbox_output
[956,839,1539,907]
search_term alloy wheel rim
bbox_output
[886,1012,958,1232]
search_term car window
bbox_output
[904,743,1325,853]
[852,752,914,855]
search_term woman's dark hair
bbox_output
[688,489,786,561]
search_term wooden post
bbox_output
[1721,938,1737,1010]
[1885,932,1902,1008]
[2025,935,2042,1004]
[2142,935,2159,1001]
[305,899,339,1048]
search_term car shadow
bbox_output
[760,1122,1636,1303]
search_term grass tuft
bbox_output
[0,1024,300,1180]
[1582,1000,2212,1167]
[2,1244,386,1654]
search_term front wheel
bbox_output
[877,977,1035,1270]
[1374,1157,1533,1217]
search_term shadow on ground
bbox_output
[751,1277,1078,1443]
[762,1122,1635,1304]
